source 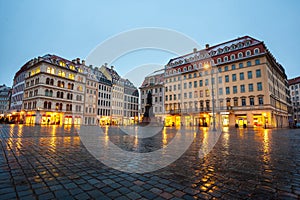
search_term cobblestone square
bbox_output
[1,124,300,199]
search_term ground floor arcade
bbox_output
[164,110,289,128]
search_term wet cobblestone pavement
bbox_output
[1,124,300,199]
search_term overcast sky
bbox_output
[1,0,299,87]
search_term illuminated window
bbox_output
[47,67,55,74]
[69,65,75,70]
[59,61,66,67]
[58,70,66,77]
[68,73,75,80]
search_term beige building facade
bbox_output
[22,55,85,125]
[164,36,289,128]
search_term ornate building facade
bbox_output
[22,55,85,125]
[140,69,165,124]
[164,36,290,128]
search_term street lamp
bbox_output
[205,63,216,131]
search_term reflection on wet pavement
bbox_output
[0,124,300,199]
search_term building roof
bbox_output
[288,76,300,85]
[166,35,262,67]
[140,69,164,88]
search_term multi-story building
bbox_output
[83,65,99,125]
[140,69,165,123]
[95,69,112,126]
[100,65,124,125]
[10,63,27,122]
[164,36,290,128]
[0,85,12,115]
[289,76,300,124]
[22,54,86,125]
[123,79,139,125]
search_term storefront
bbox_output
[235,114,247,127]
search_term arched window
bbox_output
[60,92,64,98]
[224,56,228,62]
[56,103,59,110]
[59,103,63,111]
[57,91,60,98]
[45,89,49,96]
[61,81,65,88]
[217,58,222,63]
[231,54,235,60]
[57,80,61,87]
[50,79,54,85]
[46,78,50,84]
[49,90,53,97]
[246,50,251,57]
[238,52,243,58]
[44,101,48,109]
[254,48,260,54]
[47,102,51,109]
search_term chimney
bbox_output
[193,48,197,53]
[82,60,85,66]
[76,58,80,64]
[205,44,210,49]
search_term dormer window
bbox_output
[246,41,251,46]
[246,50,251,57]
[231,45,236,50]
[59,61,66,67]
[218,49,223,54]
[254,48,260,54]
[238,43,243,48]
[69,65,75,70]
[238,52,243,58]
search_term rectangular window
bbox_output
[189,92,192,98]
[218,76,222,84]
[199,80,203,87]
[173,85,176,91]
[184,83,187,89]
[233,86,237,94]
[241,99,246,106]
[165,95,168,101]
[200,90,203,97]
[205,89,209,97]
[194,81,197,88]
[189,82,192,88]
[169,95,172,101]
[240,84,245,93]
[250,97,255,106]
[232,64,236,70]
[240,72,244,80]
[239,63,243,68]
[224,66,228,71]
[256,69,261,78]
[248,71,253,79]
[258,97,264,105]
[218,88,223,95]
[234,99,238,106]
[249,83,254,92]
[184,93,187,99]
[225,75,229,83]
[226,87,230,94]
[255,59,260,65]
[232,74,237,82]
[205,79,209,86]
[257,82,263,91]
